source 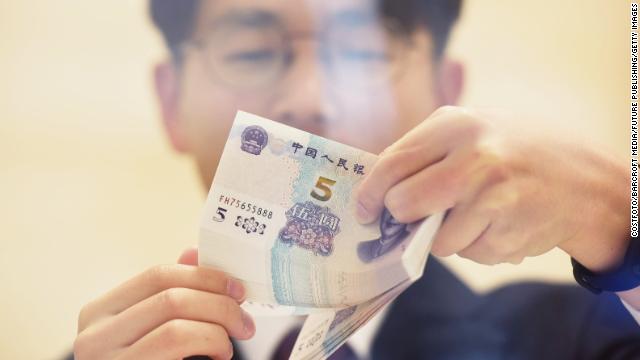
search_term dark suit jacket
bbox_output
[65,257,640,360]
[371,258,640,360]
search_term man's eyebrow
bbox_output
[210,9,280,30]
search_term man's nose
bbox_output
[269,44,338,136]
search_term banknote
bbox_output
[289,279,410,360]
[289,210,441,360]
[199,111,443,358]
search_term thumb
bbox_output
[177,247,199,266]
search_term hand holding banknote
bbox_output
[354,106,628,271]
[73,248,254,360]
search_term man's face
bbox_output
[157,0,461,187]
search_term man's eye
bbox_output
[339,49,390,62]
[224,49,278,63]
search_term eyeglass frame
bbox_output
[180,13,415,91]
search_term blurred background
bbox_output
[0,1,628,358]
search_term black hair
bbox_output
[149,0,462,61]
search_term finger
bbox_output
[355,108,483,224]
[79,265,245,331]
[382,136,512,224]
[355,144,448,224]
[178,247,199,266]
[92,287,254,349]
[457,225,520,265]
[504,252,526,265]
[382,154,468,223]
[430,177,518,258]
[448,180,524,264]
[430,200,491,257]
[382,106,476,154]
[117,319,233,360]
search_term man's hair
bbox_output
[149,0,462,62]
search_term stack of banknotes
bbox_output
[199,111,443,359]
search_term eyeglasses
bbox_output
[183,15,412,90]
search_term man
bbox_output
[71,0,640,359]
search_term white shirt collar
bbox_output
[621,299,640,325]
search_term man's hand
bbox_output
[73,248,255,360]
[355,106,629,271]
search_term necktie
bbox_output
[270,327,358,360]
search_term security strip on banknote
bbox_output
[199,111,443,359]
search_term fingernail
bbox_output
[241,309,255,336]
[356,201,372,224]
[227,278,245,302]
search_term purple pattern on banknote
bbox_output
[357,208,410,263]
[278,201,341,256]
[328,306,357,331]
